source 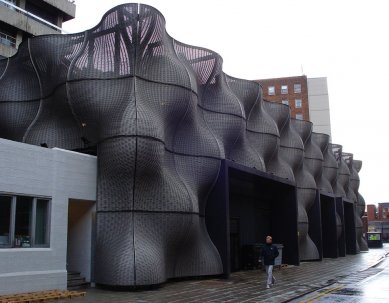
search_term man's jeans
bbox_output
[265,265,275,286]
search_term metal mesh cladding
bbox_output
[312,133,335,194]
[349,158,368,251]
[290,119,320,261]
[0,2,367,286]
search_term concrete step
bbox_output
[67,271,90,290]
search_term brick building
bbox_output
[255,75,332,138]
[367,203,389,242]
[255,75,310,121]
[367,203,389,221]
[367,204,377,221]
[377,202,389,220]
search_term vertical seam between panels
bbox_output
[132,3,141,285]
[22,38,43,143]
[66,32,89,127]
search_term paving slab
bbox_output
[60,245,389,303]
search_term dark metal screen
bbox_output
[0,3,367,287]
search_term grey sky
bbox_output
[63,0,389,205]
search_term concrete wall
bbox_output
[0,139,97,295]
[0,44,16,58]
[42,0,76,21]
[307,78,332,138]
[0,5,60,36]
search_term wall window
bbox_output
[35,199,49,245]
[296,113,303,120]
[0,30,16,48]
[0,195,50,248]
[0,196,12,246]
[295,99,302,108]
[281,85,288,94]
[294,83,301,93]
[281,99,289,105]
[268,86,275,95]
[15,196,33,247]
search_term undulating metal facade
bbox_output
[0,3,367,287]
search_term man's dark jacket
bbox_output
[261,243,279,265]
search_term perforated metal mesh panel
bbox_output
[349,158,368,251]
[312,133,335,194]
[290,119,320,260]
[0,2,367,286]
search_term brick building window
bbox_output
[268,86,275,95]
[281,85,288,94]
[295,99,302,108]
[0,195,50,248]
[294,83,301,93]
[296,113,303,120]
[282,99,289,105]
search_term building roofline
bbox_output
[253,75,307,82]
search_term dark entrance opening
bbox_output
[205,160,299,277]
[343,200,357,254]
[229,171,272,271]
[320,194,338,258]
[336,197,346,257]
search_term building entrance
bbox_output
[205,160,300,277]
[67,199,96,283]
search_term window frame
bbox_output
[295,99,302,108]
[281,85,288,94]
[0,195,14,248]
[268,86,275,95]
[294,83,302,94]
[0,194,51,249]
[295,113,303,120]
[281,99,289,105]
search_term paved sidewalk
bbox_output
[289,247,389,302]
[62,246,388,303]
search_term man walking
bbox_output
[261,235,279,289]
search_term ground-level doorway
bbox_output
[206,160,299,277]
[67,199,96,283]
[343,200,358,254]
[229,178,272,272]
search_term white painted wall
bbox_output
[0,138,97,295]
[308,77,332,138]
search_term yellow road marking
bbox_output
[297,285,343,303]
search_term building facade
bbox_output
[255,76,332,138]
[255,76,310,121]
[0,139,97,294]
[366,203,389,242]
[367,204,377,221]
[0,3,367,294]
[0,0,75,59]
[307,77,332,137]
[378,202,389,220]
[367,203,389,221]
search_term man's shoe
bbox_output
[266,285,270,289]
[272,277,276,285]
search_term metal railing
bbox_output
[0,0,68,34]
[0,30,16,48]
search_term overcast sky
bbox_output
[63,0,389,205]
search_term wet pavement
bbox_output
[289,244,389,302]
[62,244,389,303]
